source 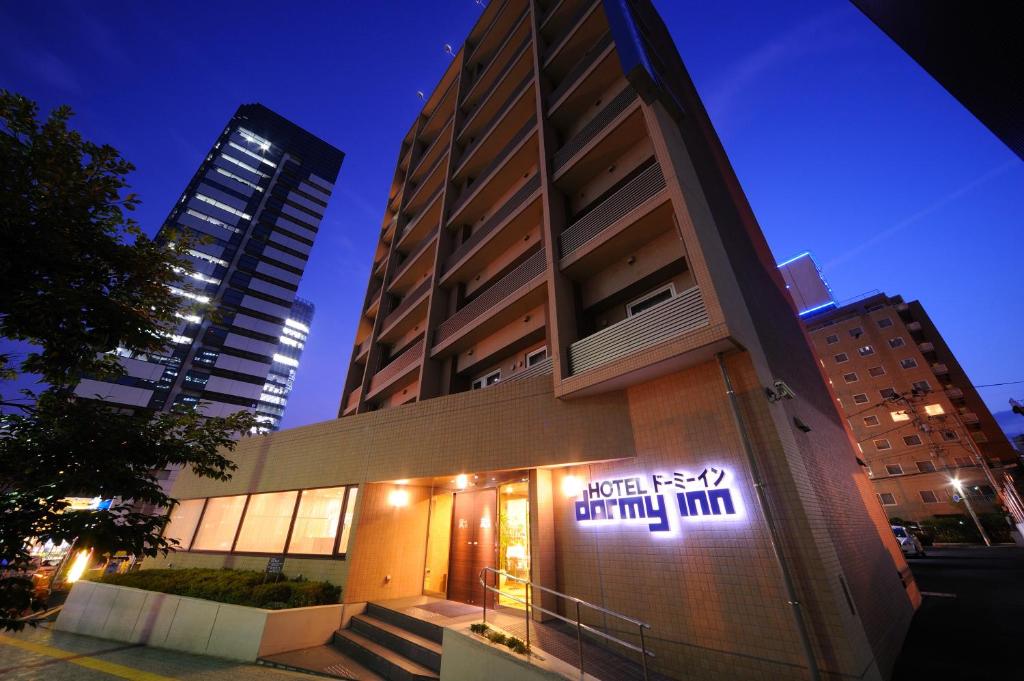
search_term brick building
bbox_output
[153,1,918,678]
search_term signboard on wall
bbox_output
[573,466,743,535]
[265,556,285,575]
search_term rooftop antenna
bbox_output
[444,43,455,57]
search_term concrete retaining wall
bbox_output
[55,580,342,661]
[440,623,599,681]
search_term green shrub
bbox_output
[469,622,489,635]
[94,568,340,609]
[486,630,508,645]
[504,635,527,654]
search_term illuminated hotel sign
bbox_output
[573,467,741,534]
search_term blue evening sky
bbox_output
[2,1,1021,433]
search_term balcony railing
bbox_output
[568,286,709,374]
[382,278,431,332]
[559,161,666,259]
[505,356,553,383]
[444,174,541,274]
[435,248,546,345]
[932,363,949,375]
[364,280,383,312]
[907,321,922,332]
[409,118,452,178]
[946,387,964,400]
[961,412,980,424]
[391,230,437,285]
[371,338,425,393]
[457,74,533,172]
[466,1,518,63]
[552,85,637,172]
[463,35,531,128]
[400,187,443,243]
[465,9,530,93]
[406,152,447,210]
[548,32,612,107]
[343,386,361,414]
[354,338,370,360]
[543,0,599,63]
[449,121,536,219]
[919,342,935,352]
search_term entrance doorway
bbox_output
[447,489,497,606]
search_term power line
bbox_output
[974,380,1024,388]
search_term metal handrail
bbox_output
[478,566,652,680]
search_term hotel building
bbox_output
[783,253,1020,529]
[75,104,342,428]
[154,2,918,679]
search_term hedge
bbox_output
[94,568,340,609]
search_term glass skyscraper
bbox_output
[75,104,342,429]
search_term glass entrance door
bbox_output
[498,481,530,609]
[447,489,498,606]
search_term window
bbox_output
[526,347,548,367]
[191,495,247,551]
[288,486,350,555]
[912,380,932,393]
[878,492,897,506]
[834,353,849,364]
[888,337,905,349]
[878,318,893,328]
[903,435,923,446]
[843,372,859,383]
[868,366,886,377]
[849,327,864,338]
[337,487,358,554]
[826,334,839,345]
[916,461,936,473]
[972,431,989,443]
[857,345,875,357]
[163,499,205,550]
[954,456,974,467]
[885,463,904,475]
[853,393,869,404]
[891,410,911,422]
[900,358,918,369]
[924,404,944,416]
[941,430,958,442]
[880,388,897,400]
[472,369,501,390]
[863,415,880,426]
[875,439,892,450]
[919,490,939,503]
[234,490,298,553]
[626,285,675,317]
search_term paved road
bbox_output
[0,624,316,680]
[892,545,1024,680]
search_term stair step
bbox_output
[366,602,445,645]
[333,629,440,681]
[351,614,442,673]
[258,644,385,680]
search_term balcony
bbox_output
[907,321,922,332]
[443,174,542,279]
[390,232,438,294]
[342,386,361,416]
[552,86,639,174]
[380,278,431,336]
[946,387,964,400]
[567,286,710,375]
[896,303,909,312]
[461,38,533,142]
[464,6,530,102]
[961,412,980,425]
[405,151,448,218]
[548,32,613,109]
[434,248,547,354]
[448,121,537,224]
[455,74,534,179]
[543,0,601,67]
[919,342,935,353]
[409,118,452,185]
[354,337,370,363]
[399,187,443,248]
[506,356,553,384]
[559,161,667,266]
[932,363,949,375]
[365,282,383,318]
[367,338,424,398]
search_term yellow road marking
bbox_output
[0,635,177,681]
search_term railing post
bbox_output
[640,626,648,681]
[576,601,584,679]
[524,582,531,655]
[482,569,488,625]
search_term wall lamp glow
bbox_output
[455,474,469,490]
[561,474,584,498]
[388,489,410,507]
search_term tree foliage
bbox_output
[0,91,256,631]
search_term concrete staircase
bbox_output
[330,603,443,681]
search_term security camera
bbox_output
[767,380,797,402]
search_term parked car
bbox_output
[892,525,926,557]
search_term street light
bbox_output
[950,477,992,547]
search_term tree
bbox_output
[0,91,256,631]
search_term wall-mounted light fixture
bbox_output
[561,474,583,498]
[455,474,469,490]
[388,489,410,507]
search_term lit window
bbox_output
[885,463,903,475]
[877,492,897,506]
[228,141,277,167]
[919,490,939,503]
[916,461,936,473]
[163,499,205,550]
[279,336,304,349]
[900,358,918,369]
[285,318,310,333]
[868,366,886,377]
[337,487,358,554]
[874,439,892,450]
[903,435,923,446]
[221,153,270,178]
[924,404,944,416]
[878,318,893,328]
[853,393,869,404]
[195,193,252,220]
[626,285,675,317]
[889,337,905,349]
[184,208,240,234]
[843,372,859,383]
[216,167,264,192]
[234,491,298,553]
[857,345,875,357]
[834,353,849,364]
[191,495,247,551]
[526,347,548,367]
[826,334,839,345]
[273,353,299,367]
[863,415,880,426]
[288,487,349,555]
[891,411,911,422]
[168,286,210,304]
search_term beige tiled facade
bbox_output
[154,1,920,678]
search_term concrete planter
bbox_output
[55,580,342,662]
[440,622,601,681]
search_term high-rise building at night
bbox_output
[75,104,342,428]
[158,3,918,679]
[256,297,315,432]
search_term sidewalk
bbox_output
[0,623,318,680]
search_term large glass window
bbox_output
[288,487,348,555]
[235,491,298,553]
[337,488,359,554]
[192,495,247,551]
[164,499,205,550]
